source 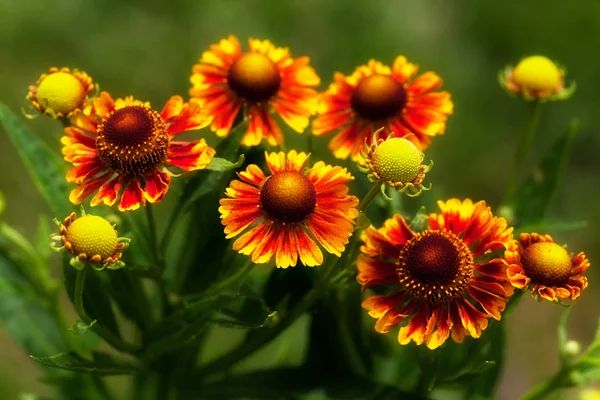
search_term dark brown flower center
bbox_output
[521,242,572,286]
[96,106,169,176]
[397,230,473,304]
[228,52,282,102]
[351,74,407,121]
[260,171,317,223]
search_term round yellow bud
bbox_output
[372,138,422,183]
[521,242,572,286]
[36,72,87,115]
[512,56,561,93]
[65,215,118,260]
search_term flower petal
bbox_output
[143,170,171,203]
[118,178,146,211]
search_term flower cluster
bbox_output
[24,35,589,356]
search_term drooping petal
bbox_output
[90,177,122,207]
[69,173,111,205]
[143,170,171,204]
[167,140,216,171]
[356,254,398,289]
[118,178,146,212]
[294,225,324,267]
[164,97,211,135]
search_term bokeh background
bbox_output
[1,0,599,398]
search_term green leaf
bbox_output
[213,292,276,329]
[558,308,572,366]
[69,320,97,335]
[409,206,429,232]
[514,120,578,226]
[205,154,245,172]
[104,269,153,331]
[0,102,74,218]
[143,294,233,359]
[31,351,141,375]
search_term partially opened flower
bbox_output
[499,55,575,102]
[312,57,453,160]
[219,150,358,268]
[26,67,95,119]
[505,233,590,302]
[50,210,130,270]
[359,135,433,197]
[63,92,215,211]
[190,35,320,147]
[358,199,514,349]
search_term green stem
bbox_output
[504,101,542,204]
[357,181,382,213]
[74,268,139,354]
[520,368,568,400]
[145,205,162,269]
[197,258,339,376]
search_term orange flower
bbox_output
[27,67,95,119]
[505,233,590,302]
[312,57,453,160]
[358,199,514,349]
[62,92,215,211]
[219,150,358,268]
[190,35,320,147]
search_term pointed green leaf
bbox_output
[143,294,233,359]
[205,154,245,172]
[0,102,74,218]
[514,120,578,226]
[69,320,97,335]
[31,351,140,375]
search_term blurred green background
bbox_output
[1,0,599,398]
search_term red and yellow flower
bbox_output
[219,150,358,268]
[190,36,320,148]
[26,67,95,119]
[312,57,453,160]
[505,233,589,302]
[358,199,514,349]
[62,92,215,211]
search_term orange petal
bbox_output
[90,177,122,207]
[306,210,354,256]
[232,221,273,260]
[426,306,452,350]
[143,170,171,203]
[391,55,418,83]
[398,305,431,345]
[244,105,283,147]
[66,161,106,184]
[167,140,216,171]
[293,225,323,266]
[408,72,443,96]
[68,173,111,205]
[274,224,299,269]
[238,164,267,186]
[165,98,211,135]
[327,121,362,160]
[118,178,146,211]
[356,254,398,289]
